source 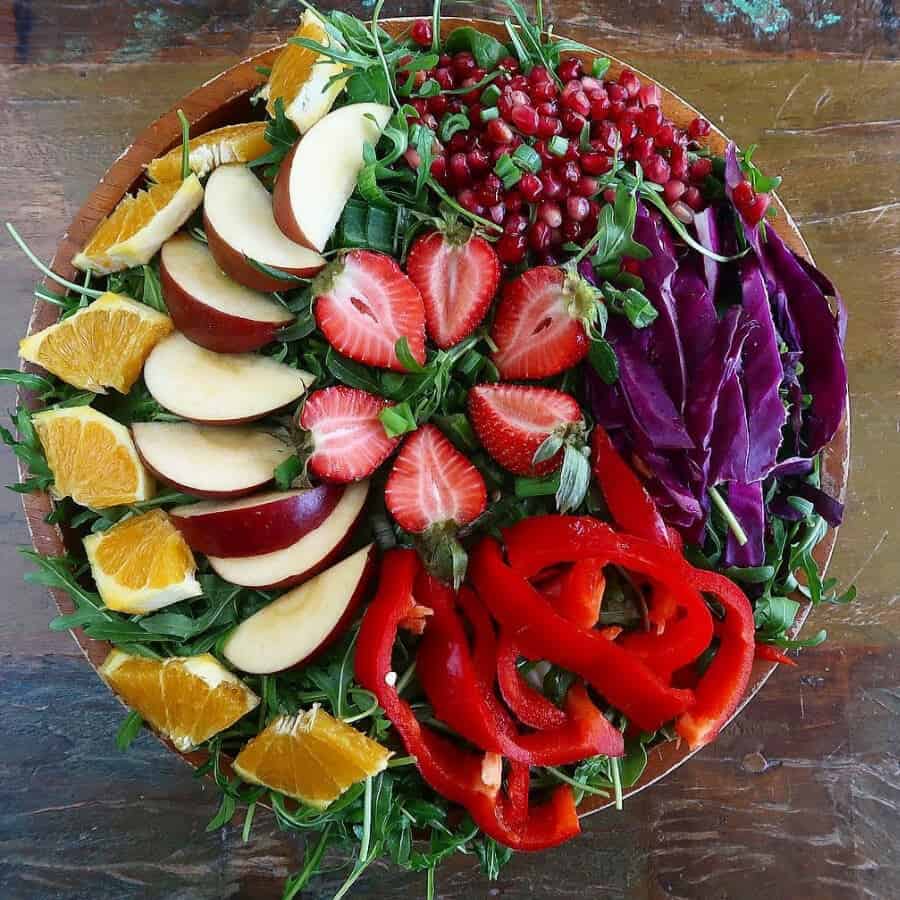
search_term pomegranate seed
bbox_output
[563,219,583,242]
[603,188,617,204]
[510,74,529,91]
[530,80,558,103]
[504,213,529,235]
[410,98,428,118]
[477,174,503,205]
[488,202,507,225]
[622,257,641,275]
[538,200,563,228]
[638,83,661,108]
[511,105,540,135]
[528,220,552,252]
[588,199,601,219]
[608,100,627,121]
[595,121,621,152]
[559,160,581,186]
[581,77,603,93]
[619,69,641,98]
[537,115,562,138]
[656,124,676,149]
[449,152,471,184]
[670,145,688,179]
[434,68,456,91]
[607,83,628,103]
[581,152,611,175]
[537,100,559,116]
[670,200,694,224]
[467,103,483,124]
[732,179,755,208]
[617,113,638,145]
[683,186,704,211]
[452,52,477,78]
[575,175,599,196]
[566,195,590,221]
[630,135,654,164]
[562,89,591,117]
[590,95,611,119]
[498,56,520,72]
[457,189,483,215]
[508,89,530,108]
[560,110,586,136]
[449,132,469,153]
[430,156,447,180]
[646,154,671,185]
[497,93,514,119]
[422,113,438,131]
[496,233,527,264]
[541,171,565,200]
[529,65,551,84]
[549,227,563,247]
[663,179,686,204]
[689,158,713,182]
[448,99,465,114]
[490,145,511,165]
[486,118,514,144]
[467,146,490,173]
[744,192,770,225]
[688,117,711,139]
[558,57,583,82]
[506,190,524,213]
[519,173,544,202]
[428,95,449,117]
[638,105,662,137]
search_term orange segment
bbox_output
[264,10,348,133]
[72,175,203,275]
[84,509,201,613]
[32,406,154,508]
[100,650,259,751]
[234,707,391,809]
[147,122,272,183]
[19,292,173,393]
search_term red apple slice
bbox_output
[169,485,342,557]
[222,543,376,674]
[132,422,293,498]
[143,332,313,424]
[273,102,392,252]
[208,480,369,589]
[160,233,294,353]
[204,164,325,292]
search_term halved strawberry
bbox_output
[384,424,487,533]
[314,249,426,371]
[406,230,501,349]
[490,266,600,380]
[299,386,400,483]
[468,383,584,476]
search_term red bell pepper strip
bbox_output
[754,642,798,667]
[496,629,568,730]
[469,536,695,731]
[538,558,606,628]
[675,569,755,749]
[416,571,624,764]
[456,585,499,687]
[355,549,579,850]
[591,426,671,547]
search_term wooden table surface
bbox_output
[1,2,897,898]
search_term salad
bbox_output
[2,1,853,897]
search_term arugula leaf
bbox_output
[274,455,304,490]
[601,282,658,328]
[444,27,506,70]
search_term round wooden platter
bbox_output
[16,17,850,819]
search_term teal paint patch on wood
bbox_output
[702,0,842,36]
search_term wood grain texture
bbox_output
[0,3,897,899]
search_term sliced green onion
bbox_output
[480,83,501,106]
[511,143,541,173]
[547,135,569,157]
[493,152,522,188]
[480,106,500,123]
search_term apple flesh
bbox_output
[273,103,392,252]
[160,233,294,353]
[169,485,342,557]
[222,543,376,674]
[132,421,293,498]
[204,164,325,292]
[208,480,369,589]
[143,332,313,424]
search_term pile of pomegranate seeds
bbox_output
[404,30,716,265]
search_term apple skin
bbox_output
[135,450,272,499]
[207,480,369,590]
[169,485,343,557]
[223,544,378,674]
[271,141,309,248]
[160,254,291,353]
[203,208,322,293]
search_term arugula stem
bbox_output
[708,485,749,546]
[430,0,441,54]
[395,660,417,695]
[283,824,333,900]
[544,765,612,796]
[426,177,503,233]
[176,108,191,181]
[611,756,623,810]
[6,223,103,299]
[426,866,436,900]
[332,776,375,900]
[387,755,416,768]
[371,0,400,110]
